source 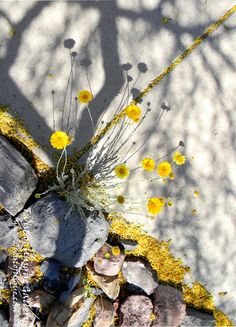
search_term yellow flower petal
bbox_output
[141,158,155,171]
[50,131,70,149]
[147,198,165,215]
[115,164,130,179]
[173,152,186,165]
[157,161,172,177]
[78,90,93,103]
[125,104,141,123]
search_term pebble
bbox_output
[94,243,125,276]
[122,259,158,295]
[120,295,153,327]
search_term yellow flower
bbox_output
[104,252,110,259]
[173,152,186,165]
[125,104,141,122]
[141,158,155,171]
[115,164,130,179]
[78,90,93,103]
[193,191,199,198]
[147,197,165,215]
[157,161,172,177]
[50,131,70,149]
[117,195,125,204]
[150,313,156,321]
[112,246,121,256]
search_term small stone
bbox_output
[17,193,109,267]
[120,239,138,252]
[86,262,120,300]
[0,136,38,216]
[40,259,60,280]
[122,259,158,295]
[152,285,186,327]
[46,288,94,327]
[120,295,153,327]
[94,243,125,276]
[0,309,8,327]
[28,289,56,314]
[9,300,36,327]
[93,297,114,327]
[0,269,8,289]
[179,308,215,326]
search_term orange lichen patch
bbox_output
[108,215,189,286]
[0,105,50,174]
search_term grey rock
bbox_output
[46,288,94,327]
[120,239,138,252]
[9,300,35,327]
[0,136,38,216]
[0,221,14,248]
[17,193,109,267]
[122,259,158,295]
[93,296,114,327]
[40,259,60,280]
[120,295,153,327]
[180,308,215,327]
[0,250,8,264]
[0,309,8,327]
[86,262,120,300]
[27,289,56,314]
[152,285,186,327]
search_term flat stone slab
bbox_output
[0,135,38,216]
[17,192,109,267]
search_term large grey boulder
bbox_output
[17,192,109,267]
[179,308,215,326]
[0,136,38,216]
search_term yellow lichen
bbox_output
[82,303,96,327]
[214,309,234,327]
[109,215,189,286]
[183,282,214,312]
[108,214,233,323]
[0,105,50,174]
[0,289,11,304]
